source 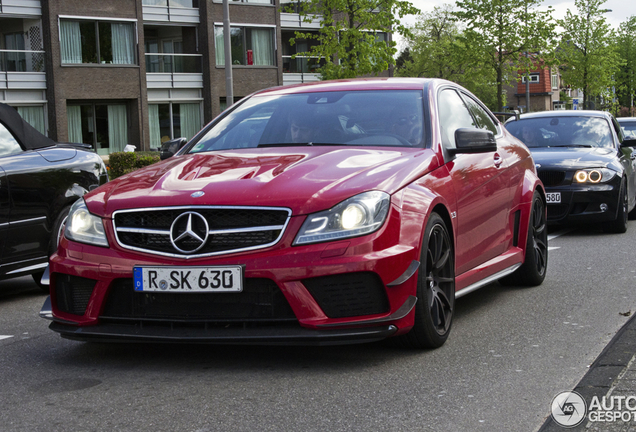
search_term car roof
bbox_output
[617,117,636,123]
[0,103,56,150]
[252,78,443,97]
[517,110,610,120]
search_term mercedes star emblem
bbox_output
[170,211,209,253]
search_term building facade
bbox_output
[0,0,392,153]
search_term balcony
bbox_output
[0,0,41,16]
[282,55,321,86]
[280,13,321,29]
[0,50,46,89]
[142,0,199,24]
[145,53,203,89]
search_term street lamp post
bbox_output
[223,0,234,108]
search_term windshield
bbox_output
[189,90,425,153]
[506,116,614,148]
[620,121,636,139]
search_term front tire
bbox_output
[397,213,455,349]
[35,206,70,293]
[604,179,628,233]
[500,191,547,287]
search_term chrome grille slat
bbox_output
[112,206,292,259]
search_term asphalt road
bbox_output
[1,224,636,432]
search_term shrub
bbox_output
[108,151,161,179]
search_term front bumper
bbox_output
[545,180,621,224]
[44,204,426,344]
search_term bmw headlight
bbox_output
[294,191,391,245]
[64,199,109,247]
[573,168,615,184]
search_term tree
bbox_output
[396,4,497,109]
[558,0,622,110]
[615,16,636,114]
[453,0,556,112]
[293,0,419,80]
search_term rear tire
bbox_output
[396,213,455,349]
[500,191,547,287]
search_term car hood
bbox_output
[530,146,617,170]
[86,147,438,217]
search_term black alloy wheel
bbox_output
[397,213,455,349]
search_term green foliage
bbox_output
[396,4,498,109]
[557,0,622,110]
[293,0,419,80]
[615,16,636,110]
[453,0,557,111]
[108,151,160,179]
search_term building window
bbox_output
[281,30,324,73]
[4,33,26,71]
[148,102,201,148]
[144,25,202,73]
[60,19,136,65]
[142,0,199,6]
[214,26,275,66]
[67,102,129,155]
[521,73,540,84]
[551,73,559,90]
[17,106,46,135]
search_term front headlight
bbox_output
[573,168,616,184]
[64,199,109,247]
[293,191,391,245]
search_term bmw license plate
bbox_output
[133,266,243,293]
[546,192,561,204]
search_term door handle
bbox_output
[494,153,503,168]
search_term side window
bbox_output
[462,94,498,135]
[611,117,625,143]
[0,123,23,157]
[438,89,476,149]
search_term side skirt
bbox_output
[455,263,521,299]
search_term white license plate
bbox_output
[546,192,561,204]
[133,266,243,293]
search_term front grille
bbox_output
[302,272,389,319]
[54,274,97,315]
[538,170,567,187]
[100,278,297,323]
[113,206,291,258]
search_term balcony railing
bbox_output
[282,55,323,74]
[0,50,45,72]
[145,53,202,73]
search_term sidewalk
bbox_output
[540,313,636,431]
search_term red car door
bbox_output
[437,88,512,275]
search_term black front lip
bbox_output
[48,321,399,346]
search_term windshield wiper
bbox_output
[548,144,594,148]
[257,142,343,148]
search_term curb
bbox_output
[539,312,636,431]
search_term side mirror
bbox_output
[160,137,188,160]
[449,128,497,155]
[621,137,636,148]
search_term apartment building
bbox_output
[1,0,390,152]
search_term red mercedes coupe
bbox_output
[41,78,546,348]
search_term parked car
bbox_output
[505,111,636,232]
[618,117,636,140]
[0,103,109,289]
[41,78,546,348]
